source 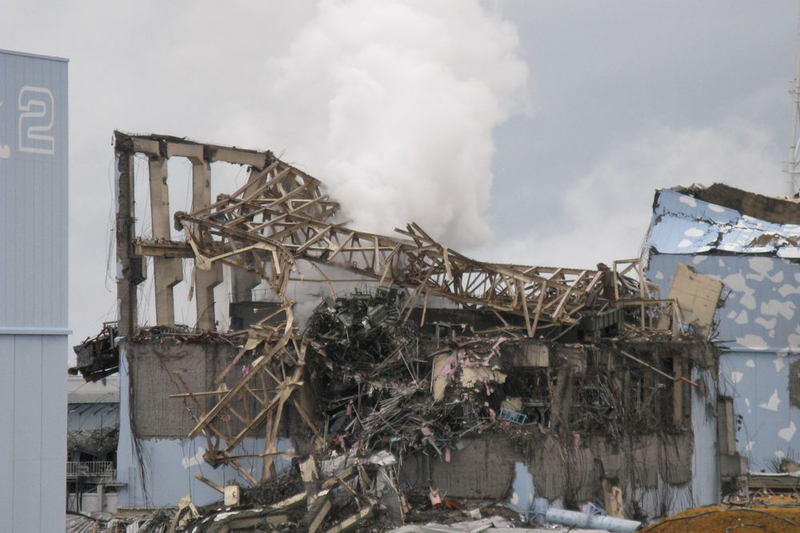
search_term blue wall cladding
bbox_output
[644,188,800,470]
[649,254,800,354]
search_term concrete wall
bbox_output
[0,49,68,533]
[69,491,118,514]
[400,432,701,519]
[398,338,719,519]
[648,254,800,470]
[116,343,293,508]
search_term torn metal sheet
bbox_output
[647,189,800,257]
[667,264,723,338]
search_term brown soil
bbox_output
[641,497,800,533]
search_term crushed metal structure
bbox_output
[91,132,742,529]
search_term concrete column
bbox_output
[115,152,141,335]
[191,159,222,330]
[149,156,183,326]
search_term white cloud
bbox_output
[477,119,779,267]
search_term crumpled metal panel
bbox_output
[646,189,800,257]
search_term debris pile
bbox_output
[181,452,399,533]
[305,288,534,458]
[72,323,120,382]
[175,450,534,533]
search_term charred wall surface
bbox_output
[396,337,712,510]
[124,332,314,444]
[125,335,238,438]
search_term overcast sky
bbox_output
[2,0,799,349]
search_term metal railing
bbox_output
[67,461,115,479]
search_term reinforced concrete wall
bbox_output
[116,342,293,508]
[398,340,719,519]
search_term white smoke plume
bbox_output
[221,0,529,248]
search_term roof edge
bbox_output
[670,183,800,225]
[0,48,69,63]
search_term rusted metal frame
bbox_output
[174,373,218,451]
[296,224,335,254]
[222,202,287,228]
[215,167,295,217]
[195,160,281,218]
[551,270,587,322]
[291,396,319,434]
[262,386,291,480]
[224,401,251,427]
[530,281,547,335]
[250,198,336,234]
[226,348,305,456]
[325,231,356,262]
[222,383,289,454]
[194,241,277,272]
[378,244,402,286]
[230,460,260,486]
[239,382,255,424]
[228,178,318,224]
[188,323,292,438]
[181,209,601,327]
[518,282,533,337]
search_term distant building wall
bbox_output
[0,49,68,533]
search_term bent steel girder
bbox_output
[174,159,612,335]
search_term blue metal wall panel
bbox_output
[648,254,800,357]
[647,254,800,470]
[0,336,15,533]
[0,50,68,330]
[12,336,42,533]
[0,49,68,533]
[690,368,720,505]
[647,189,800,258]
[41,335,67,533]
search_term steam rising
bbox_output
[236,0,529,247]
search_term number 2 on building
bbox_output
[18,86,55,155]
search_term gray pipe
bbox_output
[545,508,641,532]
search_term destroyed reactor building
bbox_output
[72,132,748,524]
